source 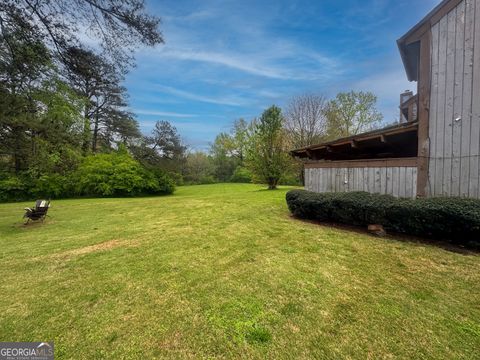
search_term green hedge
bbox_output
[286,190,480,246]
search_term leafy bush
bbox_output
[279,172,301,186]
[148,168,176,194]
[230,166,252,183]
[0,173,69,202]
[165,171,184,186]
[0,151,175,202]
[73,151,174,197]
[0,176,29,202]
[198,175,216,184]
[31,173,71,199]
[286,190,480,246]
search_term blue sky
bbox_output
[125,0,439,149]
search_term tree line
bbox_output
[0,0,179,200]
[184,91,383,189]
[0,0,383,200]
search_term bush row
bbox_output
[286,190,480,246]
[0,151,175,202]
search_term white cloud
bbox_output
[158,48,292,79]
[132,109,197,118]
[163,10,218,23]
[139,119,226,134]
[153,85,248,106]
[153,45,342,81]
[351,68,414,101]
[350,66,415,122]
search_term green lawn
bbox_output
[0,184,479,359]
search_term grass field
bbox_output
[0,183,479,359]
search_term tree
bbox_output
[285,94,327,148]
[284,94,328,186]
[104,109,141,147]
[246,105,292,190]
[0,0,163,69]
[0,17,50,173]
[231,118,249,162]
[63,47,140,152]
[210,132,237,182]
[150,121,186,160]
[209,119,252,182]
[325,91,383,139]
[0,21,85,175]
[0,0,172,201]
[183,152,215,184]
[130,120,186,180]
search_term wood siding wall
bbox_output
[305,167,418,199]
[428,0,480,197]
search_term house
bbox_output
[291,0,480,199]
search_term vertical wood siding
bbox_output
[304,167,418,199]
[428,0,480,198]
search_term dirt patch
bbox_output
[61,239,124,256]
[158,332,183,350]
[39,239,139,261]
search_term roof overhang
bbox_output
[397,41,420,82]
[291,121,418,161]
[397,0,461,82]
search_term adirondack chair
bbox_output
[24,200,50,223]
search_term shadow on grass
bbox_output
[253,186,301,192]
[288,215,480,256]
[4,217,55,231]
[18,221,48,229]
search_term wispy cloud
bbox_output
[163,10,217,23]
[133,109,197,117]
[139,119,227,133]
[351,67,413,101]
[159,48,294,79]
[155,46,342,81]
[349,65,414,123]
[153,85,248,106]
[125,0,432,149]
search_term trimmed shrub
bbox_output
[286,190,480,246]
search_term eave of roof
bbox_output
[397,41,420,82]
[290,121,418,155]
[397,0,457,81]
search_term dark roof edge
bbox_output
[290,121,418,154]
[397,41,418,82]
[397,0,455,81]
[397,0,450,45]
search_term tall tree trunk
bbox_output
[268,177,278,190]
[13,126,21,174]
[82,105,91,154]
[92,109,99,153]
